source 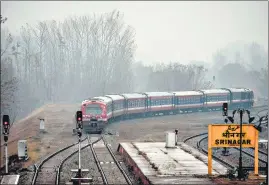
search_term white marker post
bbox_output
[39,118,45,132]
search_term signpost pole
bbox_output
[208,125,212,175]
[254,129,259,175]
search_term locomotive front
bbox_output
[81,100,108,134]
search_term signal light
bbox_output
[2,115,10,135]
[76,111,83,129]
[76,111,82,122]
[222,103,228,116]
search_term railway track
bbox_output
[185,133,268,172]
[196,135,236,169]
[56,137,93,185]
[89,135,132,185]
[31,137,87,185]
[184,133,234,169]
[233,148,268,165]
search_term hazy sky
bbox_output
[1,1,268,65]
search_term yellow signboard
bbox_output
[210,124,257,148]
[208,124,259,175]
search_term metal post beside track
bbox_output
[5,141,8,174]
[70,111,92,185]
[77,130,82,178]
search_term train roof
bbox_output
[201,89,229,94]
[226,88,252,93]
[89,96,112,104]
[121,93,146,99]
[105,94,125,101]
[82,100,89,104]
[145,92,173,97]
[173,91,203,96]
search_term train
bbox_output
[80,88,254,134]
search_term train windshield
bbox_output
[85,104,102,115]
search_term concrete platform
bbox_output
[1,175,20,185]
[118,142,229,184]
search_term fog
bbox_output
[1,1,268,121]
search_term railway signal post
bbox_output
[2,115,10,174]
[71,111,91,185]
[222,103,230,156]
[221,103,260,180]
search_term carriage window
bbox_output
[128,101,133,108]
[138,100,141,107]
[168,98,171,104]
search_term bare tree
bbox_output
[1,18,18,124]
[0,11,136,120]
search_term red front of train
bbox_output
[81,100,108,134]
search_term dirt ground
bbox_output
[0,104,80,168]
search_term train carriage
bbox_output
[173,91,204,112]
[105,95,125,119]
[121,93,147,118]
[201,89,230,110]
[225,88,254,109]
[145,92,174,115]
